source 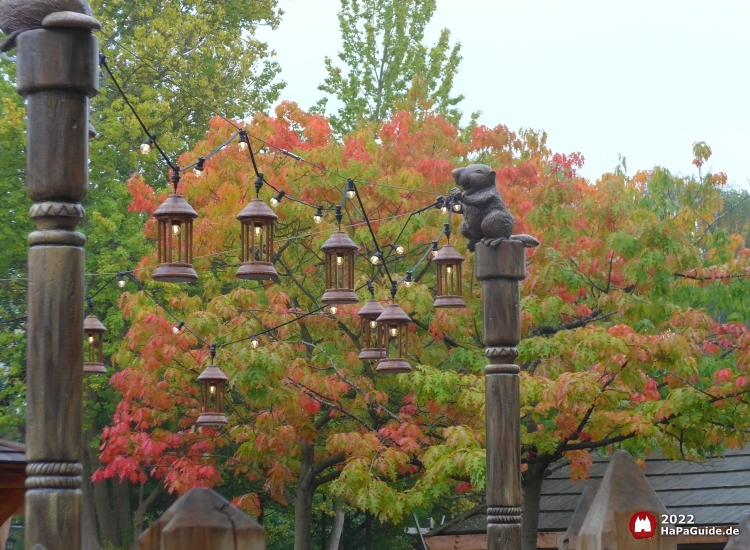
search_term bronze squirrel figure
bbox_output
[450,164,539,252]
[0,0,100,52]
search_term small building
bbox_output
[423,449,750,550]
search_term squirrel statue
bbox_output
[0,0,100,52]
[450,164,539,252]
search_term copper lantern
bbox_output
[432,244,466,308]
[153,194,199,283]
[83,315,107,375]
[357,299,385,362]
[321,231,359,304]
[236,199,279,281]
[375,303,412,374]
[197,357,229,427]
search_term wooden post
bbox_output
[13,14,99,550]
[476,241,526,550]
[138,488,265,550]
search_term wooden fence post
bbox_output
[476,240,526,550]
[3,3,100,549]
[138,488,265,550]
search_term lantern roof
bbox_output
[321,230,359,252]
[236,198,278,223]
[197,365,229,383]
[376,303,411,325]
[83,315,106,334]
[153,194,198,220]
[433,244,464,264]
[357,299,385,320]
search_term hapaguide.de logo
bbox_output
[629,511,657,539]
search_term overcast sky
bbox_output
[257,0,749,189]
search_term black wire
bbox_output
[100,58,178,173]
[351,181,395,288]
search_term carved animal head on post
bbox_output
[0,0,100,51]
[449,163,540,252]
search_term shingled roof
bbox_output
[426,448,750,537]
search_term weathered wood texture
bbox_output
[138,488,265,550]
[725,515,750,550]
[477,241,526,550]
[560,486,596,550]
[578,450,676,550]
[15,21,99,550]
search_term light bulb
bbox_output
[239,141,248,151]
[172,224,181,236]
[446,266,453,275]
[453,203,461,212]
[346,180,356,199]
[336,256,344,266]
[329,306,338,315]
[440,205,448,214]
[172,326,179,335]
[209,384,216,394]
[118,278,126,288]
[314,214,323,224]
[432,250,438,258]
[88,335,94,344]
[346,189,356,199]
[140,142,151,155]
[194,167,203,176]
[389,327,398,337]
[405,280,412,288]
[172,322,184,335]
[270,197,279,207]
[254,225,263,236]
[395,245,405,255]
[251,338,259,349]
[369,320,378,329]
[370,254,380,265]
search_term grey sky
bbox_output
[258,0,749,188]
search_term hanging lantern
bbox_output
[196,353,229,427]
[432,244,466,308]
[357,299,385,362]
[83,315,107,375]
[236,199,279,281]
[321,231,359,304]
[375,303,412,374]
[153,194,199,283]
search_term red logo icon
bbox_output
[629,511,657,539]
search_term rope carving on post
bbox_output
[453,163,540,550]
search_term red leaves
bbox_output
[455,481,472,494]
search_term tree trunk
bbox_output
[132,482,162,547]
[327,499,345,550]
[364,512,371,550]
[294,442,316,550]
[81,439,102,550]
[521,460,550,550]
[113,477,132,547]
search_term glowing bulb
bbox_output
[314,214,323,223]
[254,225,263,236]
[453,203,461,212]
[432,250,438,258]
[172,327,179,335]
[172,322,184,335]
[88,335,94,344]
[336,256,344,266]
[370,254,380,265]
[251,338,259,349]
[405,280,412,288]
[369,320,378,329]
[194,167,203,176]
[172,224,181,236]
[346,180,356,199]
[239,141,248,151]
[118,278,126,288]
[440,205,448,214]
[389,327,398,337]
[346,189,356,199]
[395,245,405,255]
[140,142,151,155]
[446,266,453,275]
[270,197,279,207]
[209,384,216,394]
[329,306,338,315]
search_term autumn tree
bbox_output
[0,1,286,547]
[316,0,463,134]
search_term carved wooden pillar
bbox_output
[15,21,99,550]
[477,241,526,550]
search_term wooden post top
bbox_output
[475,241,526,281]
[138,488,265,550]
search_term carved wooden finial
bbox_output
[0,0,100,51]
